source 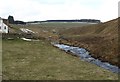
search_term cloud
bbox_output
[0,0,119,22]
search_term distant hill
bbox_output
[44,19,101,23]
[14,20,26,25]
[61,18,118,36]
[27,19,101,24]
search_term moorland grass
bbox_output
[2,39,118,80]
[59,18,119,67]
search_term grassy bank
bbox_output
[59,18,119,67]
[2,39,118,80]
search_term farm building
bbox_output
[0,17,9,33]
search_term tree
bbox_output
[8,15,14,24]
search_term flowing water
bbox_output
[52,43,120,74]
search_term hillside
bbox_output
[59,18,119,67]
[60,18,118,36]
[2,19,119,80]
[27,19,101,24]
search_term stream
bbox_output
[52,43,120,74]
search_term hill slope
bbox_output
[59,18,119,67]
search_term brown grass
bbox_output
[59,18,119,67]
[7,19,119,67]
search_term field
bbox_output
[2,20,119,80]
[9,22,92,32]
[2,39,118,80]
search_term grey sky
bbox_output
[0,0,119,22]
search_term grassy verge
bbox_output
[2,39,118,80]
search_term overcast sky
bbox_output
[0,0,119,22]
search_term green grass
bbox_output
[0,38,2,76]
[2,39,118,80]
[0,37,2,81]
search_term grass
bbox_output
[2,39,118,80]
[9,22,91,34]
[0,37,2,81]
[0,38,2,76]
[59,18,119,67]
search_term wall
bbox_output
[0,19,8,33]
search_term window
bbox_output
[4,26,6,29]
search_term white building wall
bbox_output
[0,19,3,33]
[0,18,8,33]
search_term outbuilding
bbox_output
[0,17,9,33]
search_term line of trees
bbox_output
[45,19,101,23]
[8,15,101,24]
[8,15,26,25]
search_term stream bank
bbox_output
[52,43,120,74]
